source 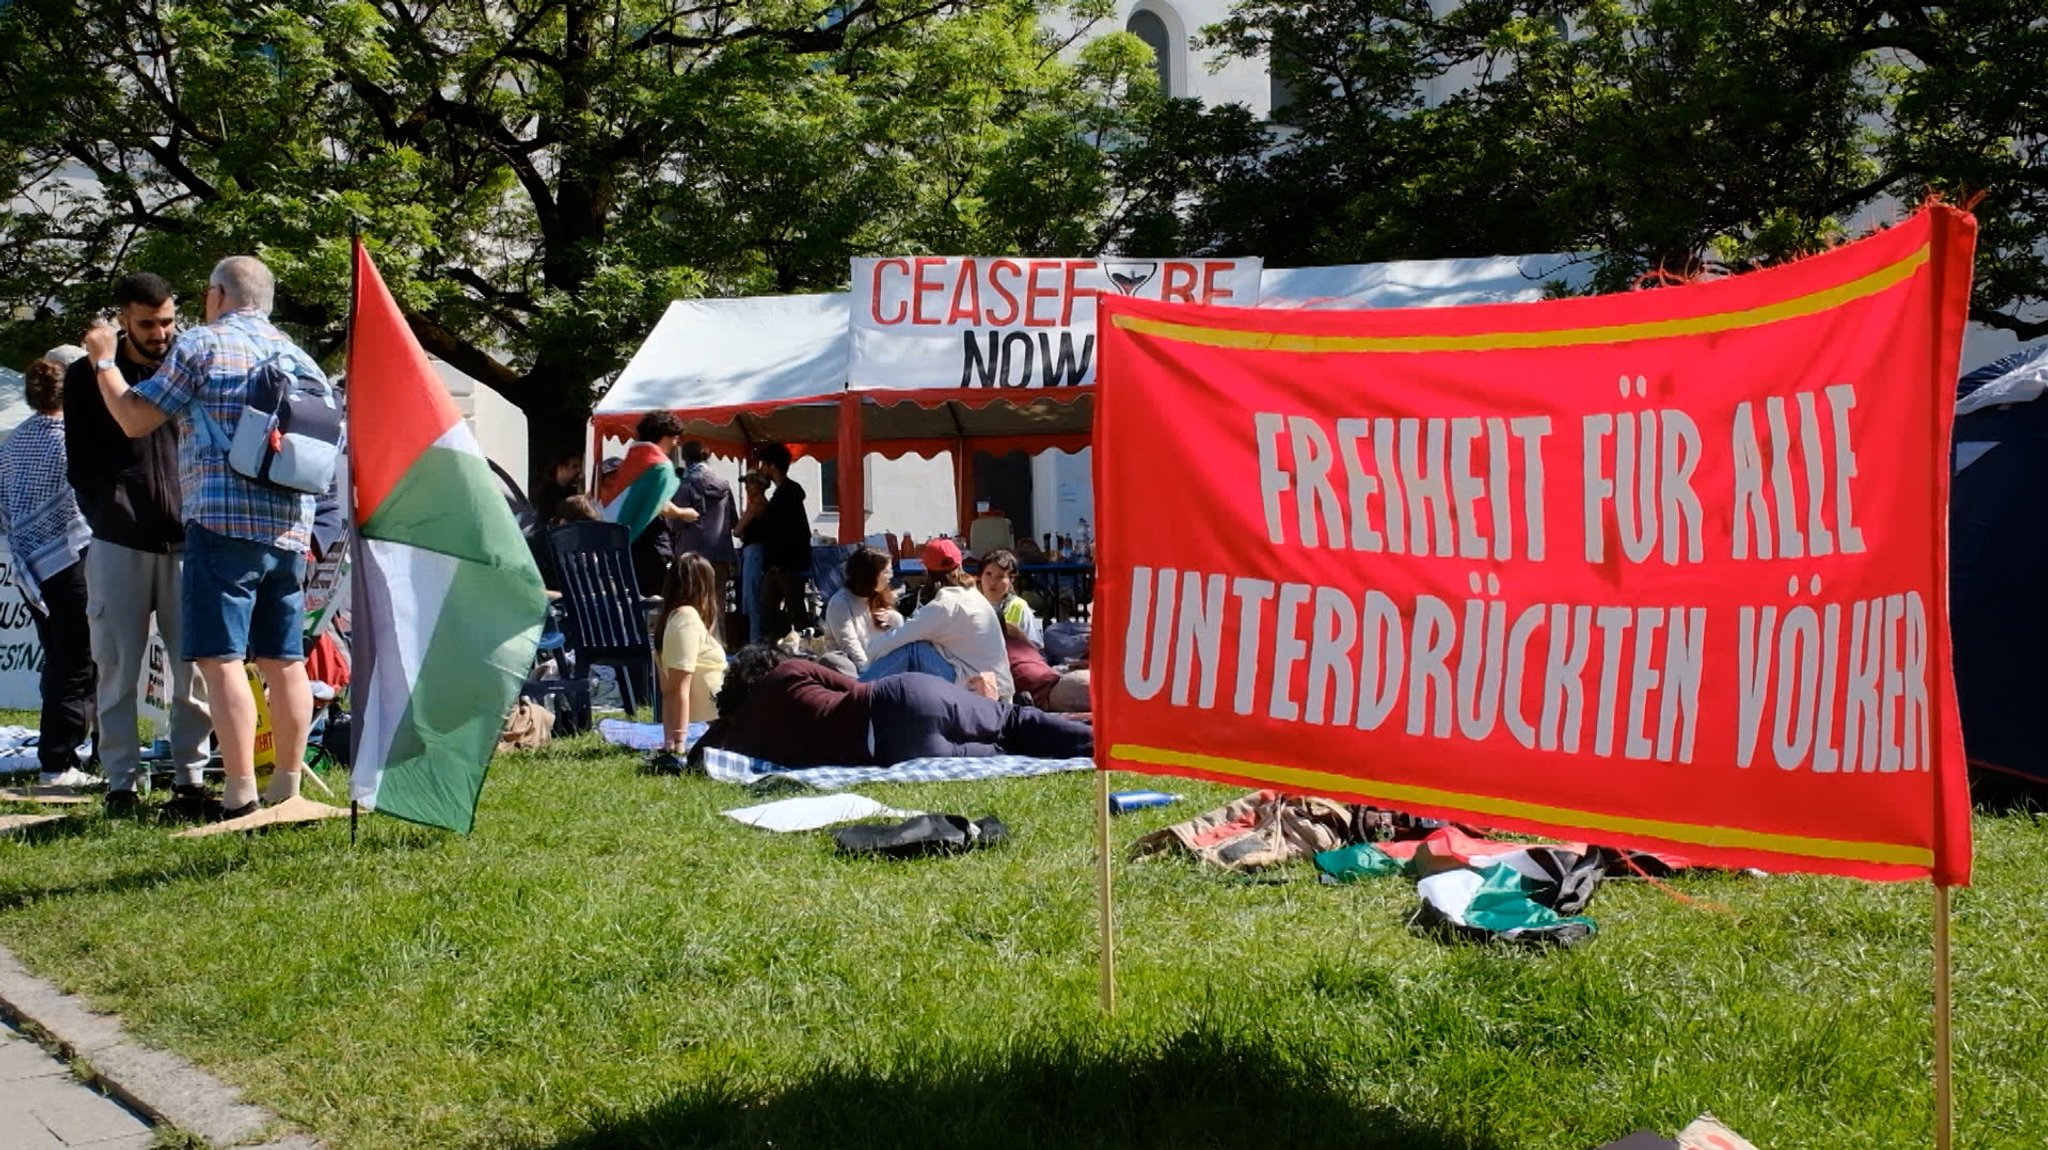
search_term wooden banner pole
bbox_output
[1934,881,1953,1150]
[1096,768,1117,1014]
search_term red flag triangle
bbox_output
[346,240,466,525]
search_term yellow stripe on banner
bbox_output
[1111,743,1934,868]
[1110,245,1930,354]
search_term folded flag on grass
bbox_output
[346,239,545,833]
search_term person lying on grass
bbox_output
[648,552,727,774]
[690,646,1092,770]
[1004,622,1089,714]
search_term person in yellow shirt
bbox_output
[977,548,1042,646]
[650,553,727,773]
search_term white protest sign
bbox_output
[848,256,1262,391]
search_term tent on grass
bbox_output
[590,254,1595,541]
[1949,341,2048,791]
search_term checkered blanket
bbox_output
[597,719,1091,789]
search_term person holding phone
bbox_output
[65,273,215,818]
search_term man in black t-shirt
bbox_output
[734,442,812,640]
[64,272,212,817]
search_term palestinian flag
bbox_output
[346,239,545,833]
[598,440,678,543]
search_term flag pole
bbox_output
[1096,766,1116,1014]
[345,221,363,851]
[1934,881,1953,1149]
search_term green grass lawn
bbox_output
[3,716,2045,1149]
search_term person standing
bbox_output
[0,357,98,787]
[596,411,699,596]
[669,440,738,642]
[531,452,584,526]
[82,255,323,819]
[737,471,770,644]
[734,443,812,642]
[64,272,214,816]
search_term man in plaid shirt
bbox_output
[84,256,321,820]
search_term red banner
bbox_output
[1095,207,1976,884]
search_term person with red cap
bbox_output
[859,538,1012,698]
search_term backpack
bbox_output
[192,349,345,495]
[497,697,555,753]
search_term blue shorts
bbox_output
[181,523,307,662]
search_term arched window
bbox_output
[1127,9,1173,97]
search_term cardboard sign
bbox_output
[303,536,351,639]
[249,664,277,771]
[0,541,43,709]
[849,256,1262,390]
[1095,207,1977,884]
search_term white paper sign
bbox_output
[848,256,1262,391]
[0,540,44,709]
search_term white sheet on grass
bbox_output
[722,793,920,832]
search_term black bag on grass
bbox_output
[833,814,1007,859]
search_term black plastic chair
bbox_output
[809,543,860,623]
[545,521,656,717]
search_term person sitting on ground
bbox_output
[648,552,726,773]
[822,545,904,673]
[692,646,1091,768]
[858,539,1011,698]
[976,548,1042,647]
[1005,622,1090,714]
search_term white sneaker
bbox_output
[37,767,104,789]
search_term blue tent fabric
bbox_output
[1958,342,2048,401]
[1951,343,2048,786]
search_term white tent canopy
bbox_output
[1258,254,1590,310]
[595,293,852,450]
[591,254,1596,453]
[0,367,29,447]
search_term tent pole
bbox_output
[836,393,864,544]
[1096,766,1116,1014]
[953,439,974,539]
[1934,881,1953,1149]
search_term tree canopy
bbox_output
[2,0,2042,469]
[0,0,1191,468]
[1193,0,2046,335]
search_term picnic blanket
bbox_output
[0,725,59,772]
[701,747,1090,790]
[597,719,1090,790]
[596,719,708,753]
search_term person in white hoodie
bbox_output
[822,545,904,673]
[859,539,1013,699]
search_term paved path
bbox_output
[0,1021,154,1149]
[0,943,322,1150]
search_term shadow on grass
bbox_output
[1970,768,2048,818]
[0,849,253,912]
[534,1025,1501,1150]
[0,817,449,912]
[2,811,104,848]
